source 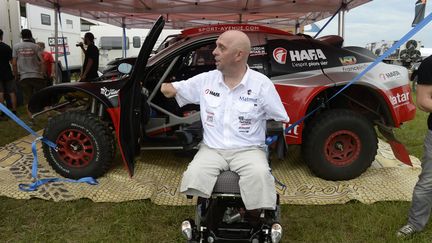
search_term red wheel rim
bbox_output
[56,129,95,168]
[324,130,361,166]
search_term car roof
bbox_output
[180,24,293,37]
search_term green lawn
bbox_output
[1,102,432,242]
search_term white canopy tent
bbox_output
[19,0,371,29]
[18,0,372,82]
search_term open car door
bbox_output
[118,16,165,176]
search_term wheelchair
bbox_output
[181,121,285,243]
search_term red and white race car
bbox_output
[29,16,415,180]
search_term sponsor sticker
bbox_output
[273,47,288,64]
[287,49,328,68]
[342,64,368,72]
[379,71,401,80]
[339,56,357,65]
[196,25,260,34]
[250,46,266,57]
[289,49,327,61]
[390,92,410,106]
[100,87,119,99]
[285,124,299,136]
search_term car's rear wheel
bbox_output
[42,111,115,179]
[302,109,378,180]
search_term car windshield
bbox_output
[148,35,216,65]
[154,34,183,53]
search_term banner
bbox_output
[413,0,427,27]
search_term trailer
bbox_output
[89,24,181,69]
[1,1,84,83]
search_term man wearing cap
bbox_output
[77,32,99,82]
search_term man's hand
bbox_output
[161,83,177,98]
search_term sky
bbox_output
[313,0,432,48]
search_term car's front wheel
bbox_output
[302,109,378,181]
[42,111,115,179]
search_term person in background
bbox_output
[0,29,18,119]
[397,54,432,238]
[37,42,55,86]
[161,30,289,214]
[12,29,45,124]
[77,32,99,82]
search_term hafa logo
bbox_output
[273,47,287,64]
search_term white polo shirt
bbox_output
[172,67,289,149]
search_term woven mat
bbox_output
[0,133,421,205]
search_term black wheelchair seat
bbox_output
[212,171,240,195]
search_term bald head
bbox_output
[213,30,252,75]
[219,30,251,57]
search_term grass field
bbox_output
[1,100,432,242]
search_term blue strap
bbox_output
[0,103,98,191]
[19,177,98,192]
[314,2,345,38]
[265,135,279,146]
[285,11,432,135]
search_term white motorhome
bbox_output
[0,0,21,46]
[89,24,181,69]
[1,0,83,82]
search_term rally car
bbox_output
[29,16,416,181]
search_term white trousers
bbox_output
[180,144,276,210]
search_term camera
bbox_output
[76,42,83,47]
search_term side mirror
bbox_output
[118,63,133,74]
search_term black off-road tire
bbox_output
[42,111,115,179]
[302,109,378,181]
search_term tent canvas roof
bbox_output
[19,0,371,29]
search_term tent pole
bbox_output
[338,9,345,38]
[338,2,346,39]
[122,17,126,58]
[54,3,59,84]
[295,20,300,34]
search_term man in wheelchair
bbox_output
[161,30,289,242]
